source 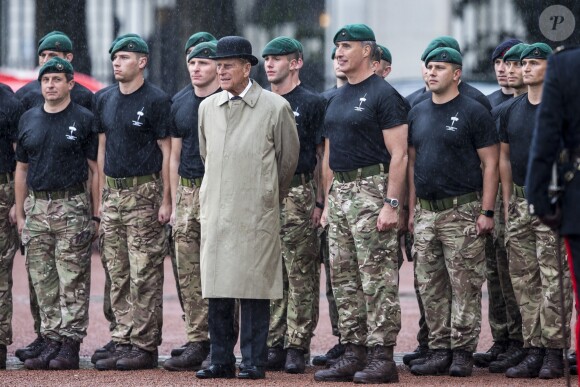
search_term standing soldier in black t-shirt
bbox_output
[15,31,93,111]
[372,44,392,79]
[14,31,95,362]
[314,24,408,384]
[14,58,98,370]
[498,43,572,380]
[162,41,220,372]
[261,37,325,374]
[473,37,524,370]
[0,85,23,370]
[93,35,172,371]
[407,47,499,377]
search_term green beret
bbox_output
[38,31,66,47]
[37,57,73,81]
[421,36,460,61]
[520,42,553,60]
[377,44,392,63]
[110,37,149,60]
[291,38,303,53]
[331,47,336,60]
[262,36,300,57]
[333,24,375,43]
[37,33,73,55]
[503,43,529,62]
[187,41,217,62]
[425,47,462,66]
[184,32,217,54]
[109,33,142,54]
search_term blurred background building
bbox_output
[0,0,578,95]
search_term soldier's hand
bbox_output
[320,206,329,228]
[539,206,562,231]
[9,204,16,225]
[475,214,494,235]
[170,209,176,226]
[158,203,171,224]
[377,205,397,232]
[311,207,322,228]
[16,215,25,235]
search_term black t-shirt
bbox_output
[412,81,492,111]
[170,86,220,179]
[409,94,498,200]
[281,85,326,174]
[16,102,97,190]
[0,87,24,174]
[15,79,94,111]
[321,85,340,103]
[406,87,428,107]
[498,94,536,186]
[172,84,193,102]
[93,81,172,178]
[324,74,408,172]
[0,83,14,94]
[487,89,513,108]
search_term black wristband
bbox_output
[315,201,324,210]
[92,216,101,223]
[480,209,494,218]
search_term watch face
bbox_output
[391,199,399,207]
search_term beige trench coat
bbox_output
[198,81,299,299]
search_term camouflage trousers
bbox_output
[414,200,486,352]
[22,192,94,342]
[100,180,167,351]
[0,182,18,346]
[328,174,400,347]
[485,192,522,343]
[173,183,208,343]
[320,229,340,338]
[268,182,320,351]
[505,196,572,348]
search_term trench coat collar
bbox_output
[216,79,261,108]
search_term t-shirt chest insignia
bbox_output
[445,112,459,131]
[66,122,77,140]
[132,106,145,127]
[293,106,300,125]
[354,93,367,112]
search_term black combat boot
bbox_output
[90,340,116,364]
[170,341,190,357]
[353,345,398,384]
[266,346,286,371]
[285,348,306,374]
[538,348,564,379]
[15,335,45,362]
[402,344,429,366]
[488,340,527,373]
[473,341,508,367]
[410,348,452,376]
[0,344,6,369]
[314,343,367,382]
[449,349,473,377]
[94,344,132,371]
[409,349,434,367]
[312,342,345,366]
[49,337,80,370]
[116,346,158,370]
[23,337,61,370]
[163,340,210,371]
[505,347,545,378]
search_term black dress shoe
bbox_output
[196,364,236,379]
[238,365,266,379]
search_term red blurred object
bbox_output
[0,67,105,92]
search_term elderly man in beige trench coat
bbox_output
[195,36,299,381]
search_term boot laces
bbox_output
[327,343,344,358]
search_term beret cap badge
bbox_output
[534,48,540,55]
[442,52,447,58]
[56,63,63,70]
[128,43,135,49]
[55,41,61,48]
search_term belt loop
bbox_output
[453,197,458,209]
[379,163,384,176]
[133,176,138,187]
[301,174,306,187]
[357,168,362,181]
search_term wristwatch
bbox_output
[384,197,399,209]
[480,209,494,218]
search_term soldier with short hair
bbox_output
[15,57,98,370]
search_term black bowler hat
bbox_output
[211,36,259,66]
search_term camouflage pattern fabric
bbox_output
[173,184,208,343]
[21,192,94,342]
[167,224,185,317]
[25,270,41,335]
[98,233,116,332]
[0,182,17,346]
[327,175,401,347]
[100,180,167,351]
[505,196,572,348]
[486,192,523,343]
[268,182,320,351]
[414,201,486,352]
[320,229,340,337]
[412,258,430,346]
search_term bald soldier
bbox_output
[261,37,325,374]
